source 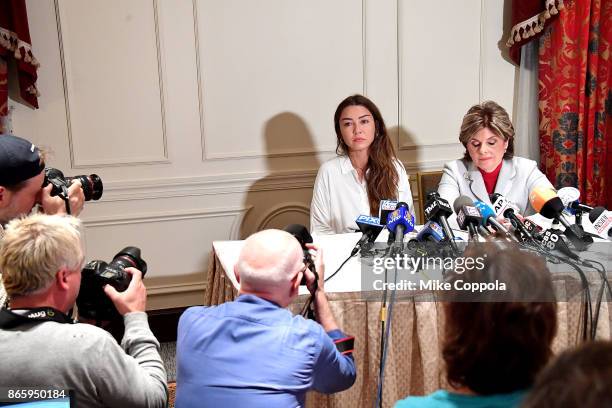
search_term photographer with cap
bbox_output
[0,213,168,408]
[0,134,85,305]
[176,229,356,407]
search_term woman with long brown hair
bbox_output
[310,94,413,234]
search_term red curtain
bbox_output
[538,0,612,207]
[0,0,39,133]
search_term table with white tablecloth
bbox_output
[204,231,611,408]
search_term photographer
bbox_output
[0,134,85,305]
[176,229,356,407]
[0,214,168,408]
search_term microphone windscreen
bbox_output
[557,186,581,207]
[528,186,558,213]
[426,191,440,201]
[474,201,496,221]
[453,196,474,214]
[396,201,409,211]
[355,215,384,241]
[489,192,502,202]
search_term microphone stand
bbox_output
[467,223,478,241]
[376,225,404,408]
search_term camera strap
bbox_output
[334,335,355,355]
[0,307,75,329]
[59,185,71,215]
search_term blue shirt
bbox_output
[394,390,527,408]
[176,294,356,408]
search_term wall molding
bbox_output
[193,0,367,161]
[147,281,207,310]
[55,0,169,168]
[148,280,206,296]
[96,169,318,202]
[256,202,311,230]
[399,142,460,150]
[83,205,252,241]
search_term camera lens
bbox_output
[77,246,147,321]
[109,246,148,276]
[67,174,103,201]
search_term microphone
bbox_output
[453,196,484,241]
[514,217,545,242]
[539,228,580,260]
[558,186,589,225]
[416,221,445,242]
[492,194,536,242]
[386,202,415,253]
[490,193,508,216]
[423,191,459,252]
[284,224,316,286]
[352,215,385,255]
[558,186,581,207]
[379,200,398,226]
[473,200,517,241]
[569,201,594,213]
[529,186,592,250]
[589,207,612,239]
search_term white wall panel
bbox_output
[398,0,481,167]
[56,0,167,166]
[83,206,251,276]
[10,0,518,309]
[195,0,364,159]
[480,0,518,116]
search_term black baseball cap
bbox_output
[0,134,45,186]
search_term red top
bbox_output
[478,161,503,195]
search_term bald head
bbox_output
[236,229,303,293]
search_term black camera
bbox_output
[283,224,316,287]
[44,167,103,202]
[76,247,147,321]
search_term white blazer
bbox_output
[437,156,554,217]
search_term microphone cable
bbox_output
[519,240,593,340]
[302,241,367,318]
[374,250,401,408]
[522,231,611,339]
[578,257,612,339]
[325,252,356,283]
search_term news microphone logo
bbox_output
[590,208,612,238]
[416,221,445,242]
[379,200,398,225]
[492,196,508,216]
[523,219,542,234]
[423,194,453,220]
[386,206,415,231]
[593,213,611,232]
[353,215,384,255]
[356,215,380,226]
[456,205,481,230]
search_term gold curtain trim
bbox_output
[505,0,565,47]
[0,26,40,68]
